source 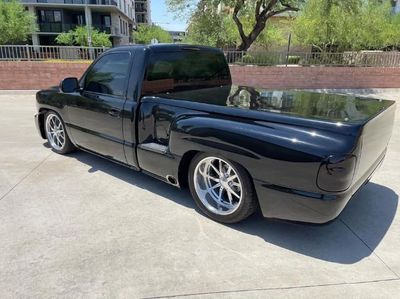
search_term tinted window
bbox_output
[84,53,130,97]
[142,50,231,96]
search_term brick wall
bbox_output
[230,65,400,89]
[0,61,89,90]
[1,61,400,90]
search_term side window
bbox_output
[84,53,130,97]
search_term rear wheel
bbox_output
[45,111,76,154]
[188,153,257,223]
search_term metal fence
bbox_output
[1,45,400,67]
[0,45,109,61]
[224,51,400,67]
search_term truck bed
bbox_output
[146,84,395,197]
[153,85,395,136]
[355,101,396,184]
[157,85,393,123]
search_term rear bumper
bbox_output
[255,183,352,223]
[255,150,386,224]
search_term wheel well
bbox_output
[178,150,200,189]
[178,150,259,206]
[233,160,259,206]
[177,150,257,193]
[38,108,48,139]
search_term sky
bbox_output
[150,0,189,32]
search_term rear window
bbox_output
[142,50,231,96]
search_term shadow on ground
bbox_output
[69,150,398,265]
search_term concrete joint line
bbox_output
[340,219,400,279]
[0,152,53,201]
[143,277,400,299]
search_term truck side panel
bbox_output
[136,99,359,195]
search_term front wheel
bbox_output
[45,111,76,154]
[188,153,257,223]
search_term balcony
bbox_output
[87,0,117,5]
[39,22,63,32]
[38,22,111,34]
[135,5,147,12]
[94,24,111,34]
[22,0,118,6]
[135,14,147,24]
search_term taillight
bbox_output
[317,155,357,192]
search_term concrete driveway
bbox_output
[0,91,399,298]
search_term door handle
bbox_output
[108,108,121,117]
[84,92,100,100]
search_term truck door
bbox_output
[67,52,132,163]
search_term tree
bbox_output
[133,24,173,44]
[184,4,237,47]
[167,0,302,51]
[56,26,112,47]
[185,5,287,49]
[352,1,400,50]
[293,0,400,52]
[0,0,37,44]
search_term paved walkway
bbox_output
[0,91,399,298]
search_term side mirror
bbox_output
[60,77,79,93]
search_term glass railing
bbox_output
[93,25,111,34]
[38,22,63,32]
[87,0,118,5]
[38,22,111,34]
[22,0,118,5]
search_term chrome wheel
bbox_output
[45,113,65,151]
[193,157,243,216]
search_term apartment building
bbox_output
[394,0,400,13]
[21,0,151,46]
[135,0,150,24]
[168,30,186,43]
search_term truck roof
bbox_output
[107,44,222,53]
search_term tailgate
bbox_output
[354,102,396,184]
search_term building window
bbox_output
[45,11,54,22]
[75,14,85,25]
[102,16,111,27]
[39,10,62,23]
[38,10,63,32]
[40,10,45,22]
[54,11,62,22]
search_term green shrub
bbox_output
[238,52,283,65]
[241,54,254,64]
[56,26,111,47]
[287,55,301,64]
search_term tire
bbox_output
[188,153,257,223]
[44,111,76,154]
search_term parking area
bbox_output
[0,90,399,298]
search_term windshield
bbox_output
[142,50,231,96]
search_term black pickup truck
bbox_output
[35,44,396,224]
